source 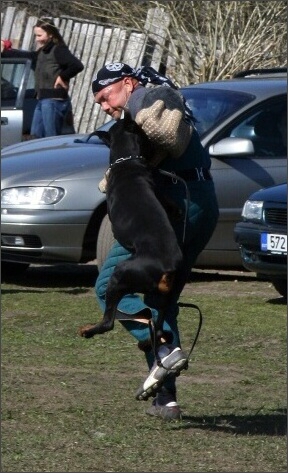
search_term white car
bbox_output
[1,55,74,147]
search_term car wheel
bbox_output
[1,261,30,281]
[271,278,287,299]
[96,214,115,271]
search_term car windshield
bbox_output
[98,88,255,139]
[181,88,255,137]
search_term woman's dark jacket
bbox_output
[2,41,84,99]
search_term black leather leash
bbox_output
[178,301,203,361]
[149,301,203,368]
[158,168,191,244]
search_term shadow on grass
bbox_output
[1,287,91,296]
[2,263,99,289]
[178,408,287,436]
[2,264,286,304]
[267,297,287,305]
[2,263,254,288]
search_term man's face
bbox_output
[94,78,132,120]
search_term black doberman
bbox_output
[78,111,182,341]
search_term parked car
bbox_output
[234,183,287,298]
[1,68,287,277]
[1,55,74,148]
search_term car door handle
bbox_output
[1,117,8,125]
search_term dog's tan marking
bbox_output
[78,324,96,337]
[158,272,175,293]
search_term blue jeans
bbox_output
[31,98,70,138]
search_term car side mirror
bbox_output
[209,137,255,157]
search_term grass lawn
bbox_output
[1,265,287,472]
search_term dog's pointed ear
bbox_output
[95,130,111,147]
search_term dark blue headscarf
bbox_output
[92,62,177,93]
[92,62,195,123]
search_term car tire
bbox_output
[1,261,29,281]
[271,278,287,299]
[96,214,115,271]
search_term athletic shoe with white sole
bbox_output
[146,387,182,421]
[146,400,182,421]
[135,346,188,401]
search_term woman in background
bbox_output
[1,18,84,137]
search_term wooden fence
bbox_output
[1,6,179,133]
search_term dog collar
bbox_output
[110,155,144,167]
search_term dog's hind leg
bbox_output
[78,308,116,338]
[78,260,175,339]
[78,287,125,338]
[144,271,177,367]
[78,256,145,338]
[152,271,176,346]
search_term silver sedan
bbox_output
[1,69,287,275]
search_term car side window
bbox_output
[1,77,17,102]
[230,101,287,157]
[1,62,35,106]
[1,63,22,105]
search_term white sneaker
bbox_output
[135,346,188,401]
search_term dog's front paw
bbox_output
[78,324,96,338]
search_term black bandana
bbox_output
[92,62,178,94]
[92,62,195,123]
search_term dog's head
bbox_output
[95,110,153,166]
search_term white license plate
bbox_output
[261,233,287,254]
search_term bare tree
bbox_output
[1,0,286,83]
[175,1,287,82]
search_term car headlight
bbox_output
[1,186,65,205]
[241,200,263,221]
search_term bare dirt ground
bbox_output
[185,268,282,299]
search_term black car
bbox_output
[234,183,287,298]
